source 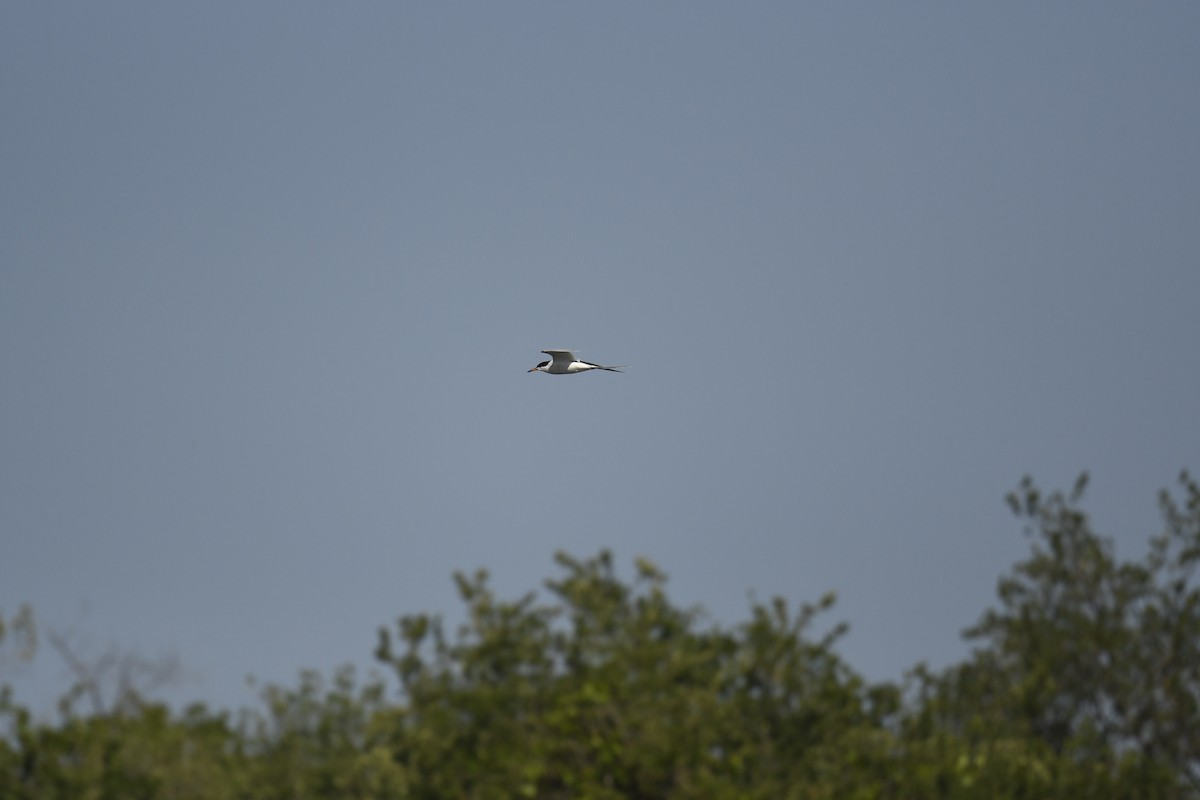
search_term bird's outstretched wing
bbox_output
[541,349,577,369]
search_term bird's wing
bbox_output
[579,361,624,372]
[541,349,577,367]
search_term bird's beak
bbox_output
[528,367,538,372]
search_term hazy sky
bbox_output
[3,3,1198,714]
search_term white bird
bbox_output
[528,349,625,375]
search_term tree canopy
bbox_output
[3,473,1197,798]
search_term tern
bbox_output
[528,349,625,375]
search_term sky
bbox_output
[3,2,1199,715]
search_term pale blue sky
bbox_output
[3,2,1198,713]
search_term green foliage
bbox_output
[240,667,406,798]
[0,605,37,669]
[911,471,1200,796]
[2,474,1198,798]
[0,701,247,800]
[369,550,898,799]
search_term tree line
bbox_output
[2,473,1197,798]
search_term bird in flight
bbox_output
[528,349,625,375]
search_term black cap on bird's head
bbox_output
[529,360,550,373]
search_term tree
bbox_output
[910,472,1200,796]
[3,474,1197,798]
[374,550,888,799]
[44,630,184,719]
[0,605,37,672]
